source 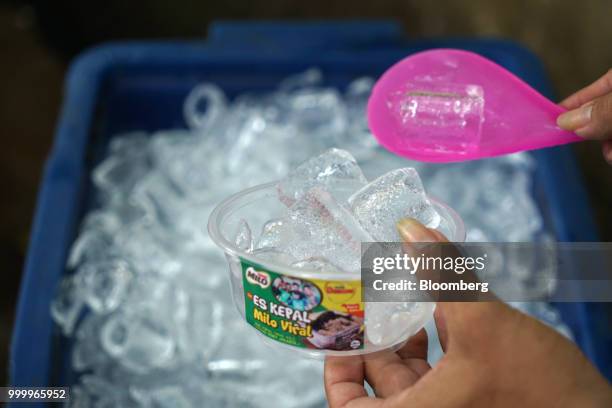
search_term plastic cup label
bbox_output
[240,258,364,351]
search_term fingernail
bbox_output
[557,103,593,131]
[396,218,437,242]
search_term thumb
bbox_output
[433,301,510,354]
[396,218,506,352]
[557,92,612,140]
[396,218,443,243]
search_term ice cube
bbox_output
[183,83,227,131]
[279,68,323,93]
[72,338,95,372]
[256,218,289,249]
[388,81,484,153]
[112,222,182,277]
[79,375,121,406]
[207,319,325,406]
[175,248,226,290]
[234,219,253,252]
[77,259,133,313]
[68,385,90,407]
[108,131,150,154]
[150,131,221,195]
[288,88,347,137]
[277,148,367,206]
[224,112,293,179]
[333,77,379,159]
[349,168,440,241]
[284,187,372,273]
[67,228,114,269]
[51,276,85,336]
[100,311,176,374]
[72,316,107,371]
[175,295,224,362]
[139,387,192,408]
[92,139,151,205]
[206,320,267,379]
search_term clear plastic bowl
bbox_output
[208,181,465,358]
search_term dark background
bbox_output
[1,0,611,384]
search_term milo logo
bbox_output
[245,267,270,289]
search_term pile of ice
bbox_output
[51,69,571,407]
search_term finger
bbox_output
[558,93,612,140]
[573,93,612,140]
[433,305,449,353]
[396,219,438,266]
[392,358,480,408]
[397,328,429,361]
[396,218,441,243]
[603,140,612,164]
[398,221,488,302]
[364,350,422,398]
[396,329,432,378]
[325,356,380,408]
[429,229,449,243]
[396,219,448,300]
[433,301,510,354]
[361,330,431,398]
[556,101,594,132]
[560,69,612,109]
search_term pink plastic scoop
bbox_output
[367,49,582,162]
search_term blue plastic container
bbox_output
[10,21,611,400]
